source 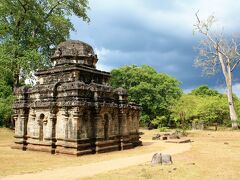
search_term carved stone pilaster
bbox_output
[13,109,28,150]
[49,113,57,154]
[31,110,36,120]
[72,107,81,139]
[94,92,98,101]
[63,109,69,139]
[121,110,128,136]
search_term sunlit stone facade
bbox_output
[13,40,142,155]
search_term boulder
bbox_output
[151,153,162,165]
[161,154,173,165]
[161,136,168,140]
[152,134,161,140]
[151,153,173,165]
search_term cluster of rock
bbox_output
[152,132,181,141]
[152,131,191,144]
[12,40,142,155]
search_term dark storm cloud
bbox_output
[70,0,240,92]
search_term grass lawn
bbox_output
[1,128,240,179]
[89,130,240,180]
[0,128,163,176]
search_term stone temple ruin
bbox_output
[12,40,142,155]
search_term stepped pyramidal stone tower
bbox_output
[13,40,142,155]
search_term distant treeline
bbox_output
[111,65,240,129]
[1,64,239,129]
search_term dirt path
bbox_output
[2,142,191,180]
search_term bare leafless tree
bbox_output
[194,12,240,129]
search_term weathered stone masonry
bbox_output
[12,40,142,155]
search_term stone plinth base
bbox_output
[12,134,142,156]
[12,136,27,150]
[55,146,94,156]
[11,143,26,151]
[95,139,120,153]
[27,144,54,153]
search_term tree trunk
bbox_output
[226,70,238,129]
[218,54,238,129]
[226,84,238,129]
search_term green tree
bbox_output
[111,65,182,127]
[172,94,202,124]
[190,85,221,97]
[197,96,229,125]
[0,0,90,90]
[0,0,90,127]
[172,87,231,128]
[0,74,15,127]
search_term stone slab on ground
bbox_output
[165,138,191,143]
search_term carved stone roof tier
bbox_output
[35,64,110,77]
[51,40,98,68]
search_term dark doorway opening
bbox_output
[39,113,45,141]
